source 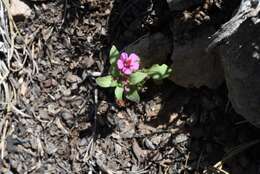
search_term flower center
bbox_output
[124,59,132,68]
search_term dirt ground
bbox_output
[1,0,260,174]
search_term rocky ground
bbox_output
[1,0,260,174]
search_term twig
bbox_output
[60,0,68,28]
[124,128,180,139]
[11,105,32,118]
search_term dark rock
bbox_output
[191,127,204,139]
[220,19,260,127]
[166,0,202,11]
[169,27,224,89]
[125,33,172,68]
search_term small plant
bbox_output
[96,45,172,103]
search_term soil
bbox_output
[1,0,260,174]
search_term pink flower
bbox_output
[117,52,140,75]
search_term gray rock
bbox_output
[124,33,172,68]
[169,27,224,89]
[220,19,260,127]
[124,29,225,89]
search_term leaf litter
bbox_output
[1,0,260,174]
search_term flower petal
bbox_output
[123,68,132,75]
[129,53,139,63]
[130,62,139,71]
[117,59,124,70]
[124,86,130,92]
[120,52,128,61]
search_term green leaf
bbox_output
[126,89,140,103]
[109,45,119,65]
[115,86,124,100]
[110,66,120,77]
[110,79,118,87]
[147,64,172,80]
[129,71,147,85]
[96,75,113,88]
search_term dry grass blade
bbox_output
[0,119,8,159]
[0,0,38,115]
[0,60,9,82]
[0,1,12,109]
[83,136,95,162]
[204,139,260,174]
[0,62,13,111]
[221,139,260,162]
